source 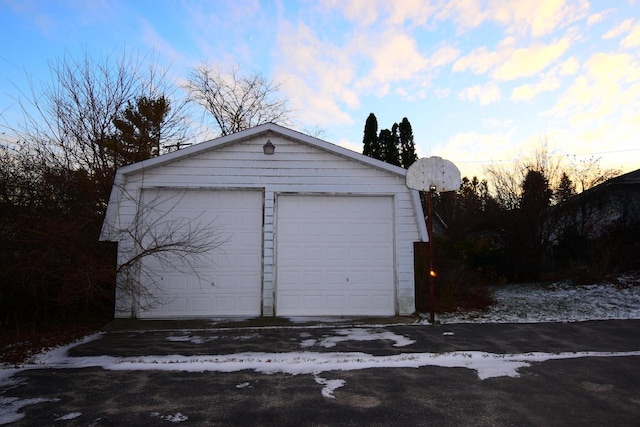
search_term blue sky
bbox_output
[1,0,639,179]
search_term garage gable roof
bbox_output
[114,122,408,178]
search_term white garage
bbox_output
[100,123,427,318]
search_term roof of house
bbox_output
[114,122,409,179]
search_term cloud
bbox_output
[509,55,579,102]
[602,18,635,39]
[511,76,561,101]
[320,0,437,27]
[429,44,461,68]
[492,38,571,81]
[557,57,580,75]
[543,52,640,126]
[274,21,358,127]
[434,0,489,32]
[459,81,502,105]
[621,22,640,48]
[600,17,640,48]
[489,0,590,37]
[438,0,590,37]
[453,36,571,81]
[452,37,515,75]
[139,20,183,65]
[432,128,520,179]
[355,30,429,94]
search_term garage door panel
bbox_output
[276,195,395,316]
[139,189,262,318]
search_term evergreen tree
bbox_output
[399,117,418,168]
[110,95,171,167]
[521,169,553,214]
[362,113,379,159]
[378,128,400,166]
[554,172,575,204]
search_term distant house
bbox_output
[545,168,640,270]
[100,123,427,319]
[549,168,640,240]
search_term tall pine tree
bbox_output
[378,128,400,166]
[362,113,379,159]
[399,117,417,168]
[362,114,416,168]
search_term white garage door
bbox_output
[138,189,263,318]
[276,195,395,316]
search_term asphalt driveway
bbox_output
[2,318,640,426]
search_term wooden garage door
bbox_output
[138,189,263,318]
[276,195,395,316]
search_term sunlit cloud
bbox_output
[602,18,635,39]
[355,30,429,95]
[543,52,640,130]
[320,0,436,27]
[488,0,590,37]
[587,9,614,26]
[433,128,520,178]
[452,37,515,75]
[621,21,640,47]
[492,38,571,81]
[459,81,502,105]
[274,21,358,127]
[511,76,561,101]
[557,57,580,75]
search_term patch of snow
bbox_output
[287,317,350,324]
[151,412,189,423]
[435,281,640,324]
[167,335,212,344]
[55,412,81,421]
[18,349,635,382]
[32,333,103,365]
[0,397,60,425]
[166,333,258,344]
[235,382,250,389]
[300,339,317,348]
[314,374,345,398]
[305,328,415,348]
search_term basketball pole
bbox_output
[427,187,435,324]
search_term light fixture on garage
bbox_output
[263,140,275,155]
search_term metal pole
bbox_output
[427,188,435,324]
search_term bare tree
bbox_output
[107,187,229,316]
[0,50,197,329]
[485,138,564,210]
[566,155,620,193]
[184,63,292,136]
[3,50,192,209]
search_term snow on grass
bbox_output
[436,280,640,324]
[314,374,345,398]
[55,412,81,421]
[150,411,188,423]
[300,328,415,348]
[0,397,60,424]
